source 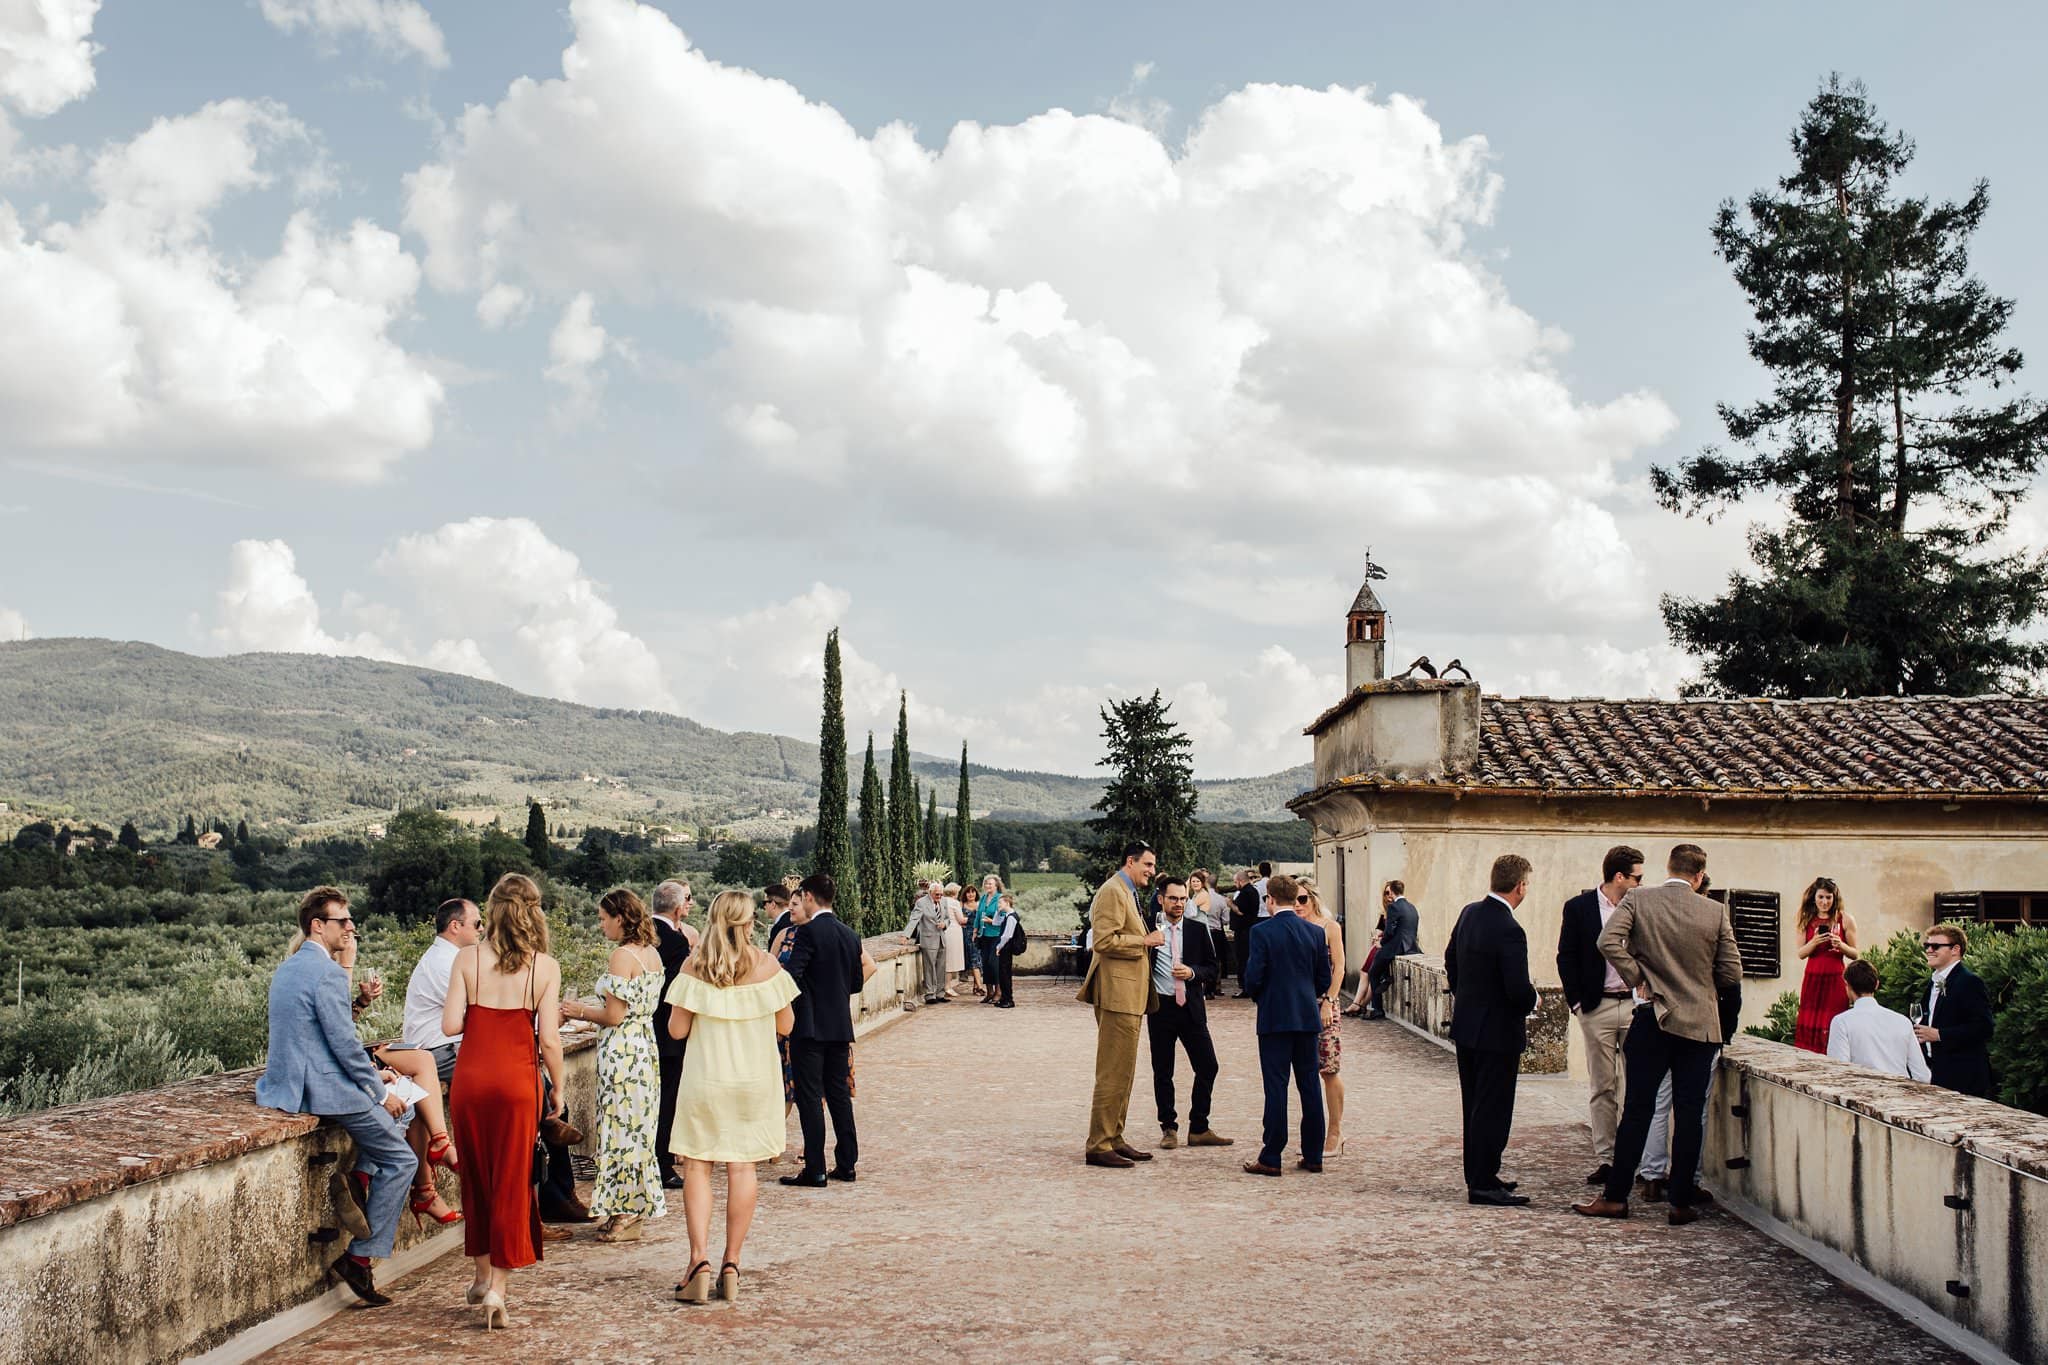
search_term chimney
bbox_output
[1345,570,1387,691]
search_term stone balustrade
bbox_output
[1385,953,1570,1073]
[0,936,918,1365]
[1709,1036,2048,1364]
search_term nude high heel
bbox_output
[718,1262,741,1302]
[479,1290,510,1329]
[674,1261,713,1303]
[465,1281,489,1306]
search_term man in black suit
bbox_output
[1143,876,1233,1150]
[1554,845,1644,1188]
[1915,922,1994,1098]
[1365,880,1421,1019]
[649,880,695,1190]
[1240,874,1331,1177]
[1445,854,1538,1207]
[781,873,864,1187]
[1230,869,1261,996]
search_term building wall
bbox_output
[1304,790,2048,1070]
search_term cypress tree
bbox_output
[1657,76,2048,696]
[952,742,974,887]
[813,630,858,924]
[235,818,249,846]
[922,786,939,860]
[857,734,887,936]
[118,820,142,853]
[887,693,916,921]
[524,800,552,871]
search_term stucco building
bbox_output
[1289,568,2048,1051]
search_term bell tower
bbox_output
[1345,554,1388,690]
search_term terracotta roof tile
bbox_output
[1467,696,2048,797]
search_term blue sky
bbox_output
[3,1,2044,777]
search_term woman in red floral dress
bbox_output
[1792,877,1859,1052]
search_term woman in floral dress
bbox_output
[560,888,666,1242]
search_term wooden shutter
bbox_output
[1724,889,1781,979]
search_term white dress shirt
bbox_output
[1594,885,1629,994]
[402,935,461,1050]
[1826,995,1931,1082]
[1925,960,1957,1028]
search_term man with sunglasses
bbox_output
[1913,924,1994,1098]
[256,887,418,1306]
[1556,845,1644,1188]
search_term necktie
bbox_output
[1172,924,1186,1006]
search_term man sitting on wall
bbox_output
[1826,960,1929,1082]
[256,887,418,1306]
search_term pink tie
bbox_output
[1172,925,1186,1006]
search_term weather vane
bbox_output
[1363,547,1387,582]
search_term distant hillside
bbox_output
[0,640,1309,837]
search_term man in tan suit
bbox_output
[1076,840,1163,1167]
[1574,843,1742,1226]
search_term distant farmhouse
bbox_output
[1291,565,2048,1047]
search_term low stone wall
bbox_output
[1386,953,1568,1073]
[1709,1037,2048,1364]
[0,935,917,1365]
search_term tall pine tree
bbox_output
[1080,692,1203,897]
[856,733,887,937]
[1656,76,2048,696]
[524,800,552,871]
[952,742,974,886]
[813,629,858,923]
[887,693,916,923]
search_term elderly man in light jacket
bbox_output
[1573,844,1742,1227]
[904,884,951,1005]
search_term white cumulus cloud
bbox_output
[258,0,449,69]
[0,605,27,641]
[0,0,99,165]
[210,539,403,659]
[543,290,612,419]
[0,98,445,477]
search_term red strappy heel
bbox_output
[410,1194,463,1228]
[427,1131,460,1172]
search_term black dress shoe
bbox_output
[779,1172,828,1188]
[1363,1010,1387,1020]
[539,1199,596,1224]
[330,1255,391,1306]
[1494,1180,1518,1192]
[1585,1163,1612,1186]
[661,1173,686,1190]
[827,1168,856,1182]
[1232,991,1250,999]
[1467,1187,1531,1207]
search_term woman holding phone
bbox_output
[1792,876,1858,1053]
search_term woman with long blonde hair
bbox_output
[664,889,798,1304]
[444,873,564,1328]
[1296,880,1347,1157]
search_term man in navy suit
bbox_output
[255,887,417,1305]
[1915,922,1995,1098]
[1446,855,1538,1207]
[1240,873,1332,1177]
[781,873,867,1187]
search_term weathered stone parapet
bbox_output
[1711,1036,2048,1363]
[0,937,918,1365]
[1386,953,1568,1073]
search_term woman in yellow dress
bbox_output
[664,889,798,1305]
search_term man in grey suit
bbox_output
[904,883,950,1005]
[1364,880,1421,1019]
[1573,844,1742,1227]
[256,887,418,1305]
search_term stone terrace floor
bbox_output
[262,979,1963,1365]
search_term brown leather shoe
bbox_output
[1668,1204,1701,1226]
[1111,1142,1153,1162]
[540,1115,584,1147]
[1241,1160,1283,1177]
[329,1255,390,1307]
[1295,1159,1323,1173]
[541,1223,574,1242]
[1186,1130,1235,1147]
[1085,1150,1135,1168]
[1638,1178,1668,1204]
[1572,1197,1630,1219]
[1158,1128,1179,1150]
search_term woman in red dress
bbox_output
[1792,876,1859,1052]
[444,873,565,1329]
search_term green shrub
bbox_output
[1744,990,1800,1043]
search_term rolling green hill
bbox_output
[0,640,1309,838]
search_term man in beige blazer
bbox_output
[1077,840,1163,1167]
[1574,843,1742,1226]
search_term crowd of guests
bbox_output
[903,874,1026,1006]
[255,872,868,1321]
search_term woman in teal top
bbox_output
[975,875,1005,1003]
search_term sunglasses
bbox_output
[320,917,357,934]
[1922,941,1955,952]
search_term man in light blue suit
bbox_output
[256,887,416,1306]
[1240,873,1333,1177]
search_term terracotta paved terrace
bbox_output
[261,980,1965,1364]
